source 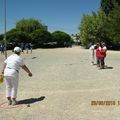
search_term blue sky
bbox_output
[0,0,100,35]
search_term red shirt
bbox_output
[99,48,107,57]
[96,48,101,57]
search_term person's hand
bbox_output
[28,72,32,77]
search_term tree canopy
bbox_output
[16,18,46,33]
[101,0,120,15]
[79,10,107,48]
[52,31,72,47]
[30,29,52,48]
[79,0,120,49]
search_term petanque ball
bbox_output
[27,104,30,107]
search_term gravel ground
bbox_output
[0,46,120,120]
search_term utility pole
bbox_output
[4,0,7,59]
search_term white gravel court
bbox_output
[0,46,120,120]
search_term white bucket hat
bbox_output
[14,47,21,53]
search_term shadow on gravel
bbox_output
[32,57,37,59]
[18,96,45,105]
[92,64,113,69]
[105,66,113,69]
[98,66,113,70]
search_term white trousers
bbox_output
[89,52,95,64]
[4,76,19,98]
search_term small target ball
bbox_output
[27,104,30,107]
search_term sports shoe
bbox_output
[90,62,94,65]
[12,100,18,106]
[8,100,12,105]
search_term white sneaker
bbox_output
[90,62,94,65]
[8,100,12,105]
[12,100,18,106]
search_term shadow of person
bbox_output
[99,66,113,70]
[18,96,45,105]
[105,67,113,69]
[105,66,113,69]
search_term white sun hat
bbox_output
[14,47,22,52]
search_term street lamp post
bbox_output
[4,0,7,58]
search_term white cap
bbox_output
[14,47,21,53]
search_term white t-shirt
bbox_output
[103,46,107,50]
[4,54,24,78]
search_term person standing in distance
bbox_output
[2,47,32,105]
[89,43,96,65]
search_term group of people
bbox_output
[0,42,107,106]
[20,43,32,54]
[89,42,107,69]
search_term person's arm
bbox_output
[2,63,7,74]
[21,65,32,77]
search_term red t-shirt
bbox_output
[99,48,107,57]
[96,48,101,57]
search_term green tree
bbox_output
[7,30,31,45]
[100,0,120,15]
[79,10,107,48]
[30,29,52,48]
[52,31,72,47]
[16,18,46,33]
[0,34,4,41]
[104,5,120,49]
